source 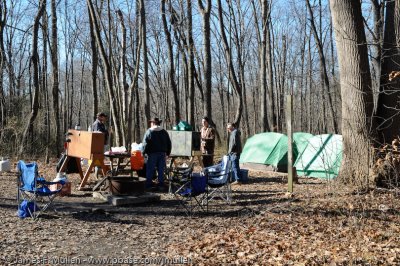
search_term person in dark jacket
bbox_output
[227,122,244,184]
[92,112,109,178]
[142,117,172,190]
[92,112,109,147]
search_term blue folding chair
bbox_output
[17,160,65,219]
[170,165,208,215]
[203,155,233,204]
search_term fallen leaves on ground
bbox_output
[0,160,400,265]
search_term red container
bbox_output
[131,151,144,170]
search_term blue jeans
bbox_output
[230,153,242,182]
[146,152,166,188]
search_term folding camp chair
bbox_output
[168,163,208,215]
[17,160,65,219]
[167,162,194,194]
[203,155,233,204]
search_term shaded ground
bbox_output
[1,160,400,265]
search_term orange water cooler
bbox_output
[131,150,144,170]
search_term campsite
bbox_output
[2,0,400,265]
[2,160,400,265]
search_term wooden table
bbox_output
[92,152,133,192]
[104,151,132,176]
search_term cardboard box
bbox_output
[49,182,71,197]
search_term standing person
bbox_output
[92,112,109,150]
[200,116,216,167]
[142,117,172,191]
[92,112,109,178]
[227,122,244,185]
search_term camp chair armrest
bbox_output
[206,172,224,179]
[40,180,66,186]
[36,177,46,183]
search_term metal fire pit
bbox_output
[109,176,146,196]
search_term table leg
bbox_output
[79,160,107,190]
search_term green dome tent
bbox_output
[293,132,314,158]
[239,132,313,172]
[294,134,342,179]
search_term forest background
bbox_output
[0,0,399,186]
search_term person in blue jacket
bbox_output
[142,117,172,191]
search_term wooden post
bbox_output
[287,94,294,193]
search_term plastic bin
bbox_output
[0,159,11,172]
[240,169,249,183]
[178,121,192,131]
[50,182,71,197]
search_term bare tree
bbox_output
[88,3,98,121]
[0,0,6,140]
[306,0,338,133]
[198,0,213,122]
[139,0,150,122]
[330,0,376,185]
[376,1,400,143]
[50,0,60,156]
[254,0,274,132]
[161,0,180,125]
[87,0,123,145]
[187,0,195,127]
[217,0,243,126]
[19,0,46,155]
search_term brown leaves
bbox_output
[2,163,400,264]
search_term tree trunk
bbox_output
[330,0,376,185]
[370,0,384,115]
[187,0,195,127]
[87,0,122,145]
[198,0,213,124]
[217,0,243,126]
[50,0,60,156]
[0,0,6,141]
[161,0,180,125]
[229,2,250,138]
[306,0,338,133]
[376,1,400,143]
[88,4,98,121]
[42,9,49,161]
[116,9,130,145]
[19,0,46,156]
[139,0,150,122]
[259,0,271,132]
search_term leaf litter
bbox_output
[0,160,399,265]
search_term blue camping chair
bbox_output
[203,155,233,204]
[17,160,65,219]
[169,163,208,215]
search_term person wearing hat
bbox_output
[142,117,172,191]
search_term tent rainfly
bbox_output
[239,132,313,172]
[294,134,342,179]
